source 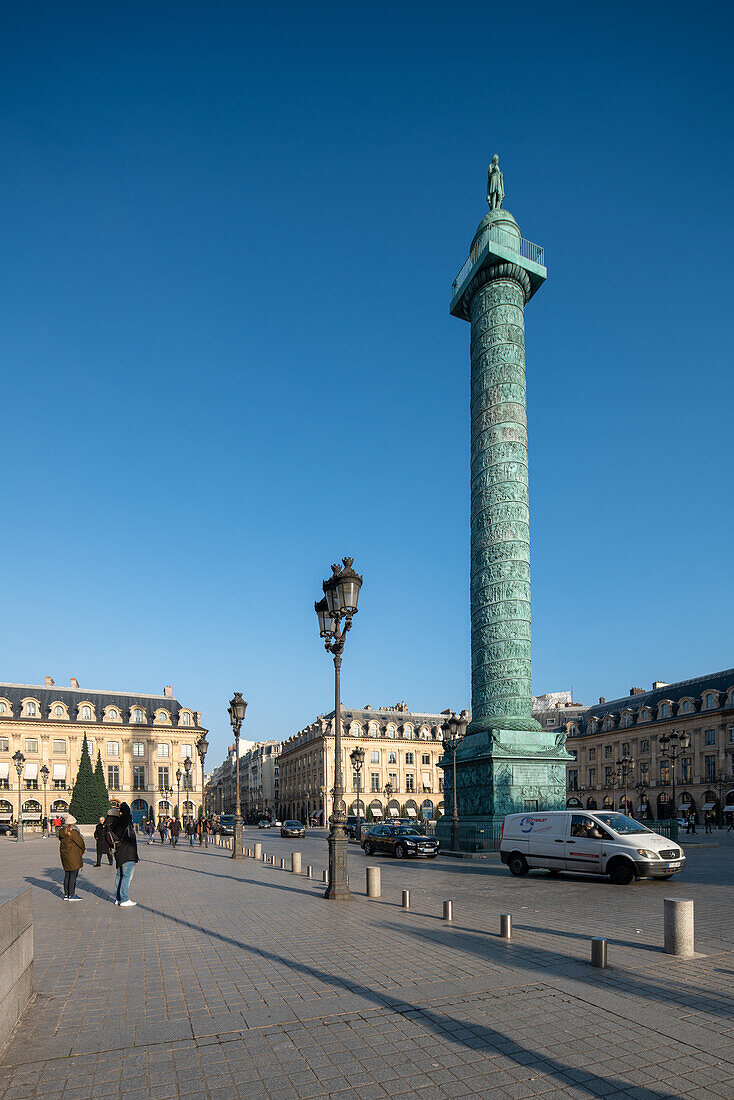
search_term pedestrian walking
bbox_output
[187,819,196,847]
[704,811,713,835]
[196,818,203,846]
[108,802,139,907]
[147,819,155,844]
[726,811,733,835]
[42,815,49,838]
[686,809,697,834]
[170,817,181,847]
[59,823,85,900]
[94,815,113,866]
[158,818,166,844]
[52,815,62,836]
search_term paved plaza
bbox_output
[1,830,734,1100]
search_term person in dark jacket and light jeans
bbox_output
[107,802,139,907]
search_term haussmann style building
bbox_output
[0,676,208,828]
[278,703,451,826]
[562,667,734,822]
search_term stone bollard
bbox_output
[442,900,453,922]
[590,938,607,968]
[401,889,410,909]
[500,914,512,940]
[254,842,262,860]
[291,852,302,874]
[280,857,286,869]
[366,867,381,898]
[664,898,695,956]
[322,870,328,883]
[307,866,313,878]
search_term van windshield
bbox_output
[593,812,651,835]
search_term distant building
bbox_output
[278,703,451,825]
[0,676,207,826]
[562,669,734,820]
[206,740,280,822]
[532,691,585,733]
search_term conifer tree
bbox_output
[94,751,109,819]
[69,735,100,824]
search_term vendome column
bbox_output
[437,157,569,848]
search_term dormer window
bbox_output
[603,717,614,732]
[681,700,692,713]
[404,724,413,739]
[108,708,118,720]
[705,693,716,709]
[82,706,92,721]
[26,702,37,717]
[660,703,670,718]
[181,712,191,726]
[54,706,63,717]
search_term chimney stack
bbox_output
[44,676,54,687]
[629,687,645,695]
[164,685,173,697]
[70,677,79,689]
[599,697,605,705]
[652,681,669,690]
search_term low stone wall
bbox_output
[0,887,33,1052]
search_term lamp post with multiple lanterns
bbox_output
[228,692,247,859]
[442,711,469,851]
[196,734,209,817]
[183,756,192,820]
[175,767,182,820]
[315,557,363,901]
[659,730,690,822]
[40,764,50,825]
[12,751,25,842]
[615,756,636,815]
[350,745,365,840]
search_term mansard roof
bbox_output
[0,681,203,728]
[578,667,734,732]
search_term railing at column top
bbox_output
[451,229,545,299]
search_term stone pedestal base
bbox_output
[436,727,570,851]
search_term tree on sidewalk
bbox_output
[69,735,103,824]
[94,750,109,818]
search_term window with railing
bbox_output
[370,773,380,792]
[25,779,38,790]
[107,766,120,790]
[705,729,716,745]
[568,770,579,791]
[704,756,716,782]
[405,774,415,793]
[681,758,692,783]
[53,779,65,790]
[604,767,614,788]
[133,766,145,790]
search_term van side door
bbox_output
[565,815,605,874]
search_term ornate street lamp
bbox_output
[40,764,50,826]
[441,711,469,851]
[615,756,636,816]
[659,731,690,826]
[12,751,25,842]
[196,734,208,817]
[350,745,365,841]
[315,556,363,901]
[635,778,649,819]
[176,767,182,820]
[228,692,247,859]
[183,756,192,820]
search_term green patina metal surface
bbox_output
[437,160,570,846]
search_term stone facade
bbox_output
[206,740,280,823]
[563,669,734,821]
[278,704,448,825]
[0,677,207,826]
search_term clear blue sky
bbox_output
[2,2,733,761]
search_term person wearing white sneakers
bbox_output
[59,823,85,900]
[109,802,139,907]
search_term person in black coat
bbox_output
[94,815,113,866]
[106,802,139,907]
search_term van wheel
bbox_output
[508,853,529,877]
[608,859,635,885]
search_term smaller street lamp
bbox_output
[442,711,469,852]
[350,745,365,840]
[176,767,182,820]
[183,756,192,820]
[228,692,247,859]
[615,756,636,815]
[12,751,25,842]
[383,780,394,824]
[635,778,649,819]
[659,731,690,824]
[40,764,50,826]
[196,734,208,817]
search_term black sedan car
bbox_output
[361,823,439,859]
[280,820,305,838]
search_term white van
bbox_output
[499,810,685,885]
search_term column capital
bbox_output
[458,262,532,320]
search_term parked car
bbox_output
[0,822,17,837]
[280,820,306,838]
[361,823,439,859]
[500,810,686,885]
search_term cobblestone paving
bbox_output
[1,831,733,1099]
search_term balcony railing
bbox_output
[451,228,545,300]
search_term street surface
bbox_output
[1,827,733,1099]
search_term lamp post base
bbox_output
[232,815,244,859]
[324,826,351,900]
